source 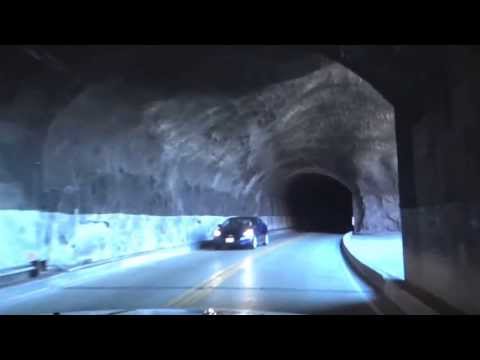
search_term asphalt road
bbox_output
[0,231,402,315]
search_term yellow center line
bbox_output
[165,235,302,308]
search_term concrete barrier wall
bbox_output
[0,210,289,270]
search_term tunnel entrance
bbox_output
[284,173,353,233]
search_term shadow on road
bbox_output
[196,240,216,250]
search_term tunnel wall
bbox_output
[399,47,480,313]
[41,63,400,232]
[0,48,80,213]
[0,210,290,269]
[0,47,400,273]
[3,46,479,313]
[0,102,45,211]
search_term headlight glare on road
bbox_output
[243,228,254,239]
[213,229,222,237]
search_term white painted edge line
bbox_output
[342,261,383,315]
[341,232,438,315]
[339,234,382,315]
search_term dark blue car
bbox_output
[212,217,269,250]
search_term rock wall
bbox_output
[0,209,290,269]
[42,62,400,232]
[0,122,38,210]
[0,47,400,272]
[400,47,480,313]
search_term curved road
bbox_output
[0,231,401,315]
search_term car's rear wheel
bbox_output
[264,234,269,246]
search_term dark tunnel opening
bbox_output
[284,173,354,233]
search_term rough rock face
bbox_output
[400,48,480,313]
[0,47,78,211]
[43,61,400,233]
[0,122,37,209]
[5,45,480,313]
[0,47,401,270]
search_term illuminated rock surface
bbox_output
[43,61,400,232]
[0,46,399,269]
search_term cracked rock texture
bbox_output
[43,61,400,233]
[0,47,400,269]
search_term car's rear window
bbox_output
[222,218,254,227]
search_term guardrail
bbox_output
[0,260,48,280]
[0,227,291,285]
